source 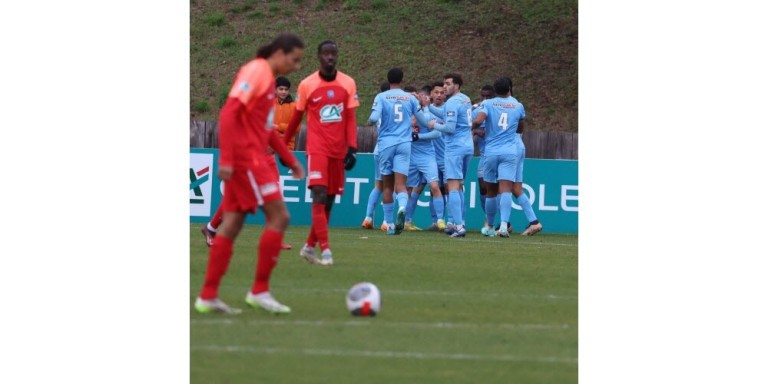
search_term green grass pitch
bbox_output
[190,224,578,383]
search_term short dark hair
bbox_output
[403,85,417,93]
[380,82,391,93]
[317,40,336,54]
[432,81,444,89]
[276,76,291,88]
[256,33,305,59]
[444,73,463,87]
[387,68,404,84]
[493,77,511,96]
[481,84,494,93]
[421,84,433,94]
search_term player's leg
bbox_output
[428,180,445,230]
[459,155,471,228]
[246,197,291,314]
[497,154,519,237]
[404,163,423,230]
[421,159,444,230]
[378,145,397,235]
[482,155,499,237]
[201,204,223,247]
[512,150,542,235]
[392,142,411,234]
[196,210,245,314]
[196,168,258,314]
[317,157,345,265]
[300,155,328,264]
[447,154,469,237]
[405,183,425,230]
[362,153,382,229]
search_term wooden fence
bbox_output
[190,120,577,160]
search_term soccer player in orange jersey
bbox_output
[283,40,359,267]
[195,33,306,315]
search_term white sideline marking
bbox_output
[191,318,571,330]
[221,286,577,301]
[191,345,577,364]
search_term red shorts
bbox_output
[221,160,281,214]
[307,154,345,195]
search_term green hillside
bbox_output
[190,0,577,132]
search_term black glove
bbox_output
[344,147,357,170]
[412,132,419,141]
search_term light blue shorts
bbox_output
[379,142,411,177]
[373,152,381,181]
[407,156,439,188]
[483,153,521,183]
[514,145,525,182]
[444,153,472,181]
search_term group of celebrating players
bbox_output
[194,33,541,315]
[360,69,542,240]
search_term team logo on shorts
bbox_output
[319,103,344,123]
[309,171,323,180]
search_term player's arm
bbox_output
[428,104,445,118]
[417,129,442,141]
[283,82,307,147]
[345,106,358,151]
[283,107,304,147]
[217,97,243,180]
[472,112,487,132]
[269,130,298,167]
[432,101,457,133]
[343,79,360,169]
[411,96,434,128]
[367,94,382,126]
[516,103,526,133]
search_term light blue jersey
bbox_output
[406,107,441,187]
[479,96,525,156]
[430,103,446,167]
[368,89,423,150]
[412,108,439,157]
[431,93,473,156]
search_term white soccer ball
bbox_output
[346,282,381,316]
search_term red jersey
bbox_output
[218,58,276,169]
[295,71,359,159]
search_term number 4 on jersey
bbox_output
[498,112,509,130]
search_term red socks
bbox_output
[200,234,233,300]
[251,229,284,295]
[210,206,224,230]
[307,204,331,251]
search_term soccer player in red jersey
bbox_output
[195,33,306,315]
[283,40,359,267]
